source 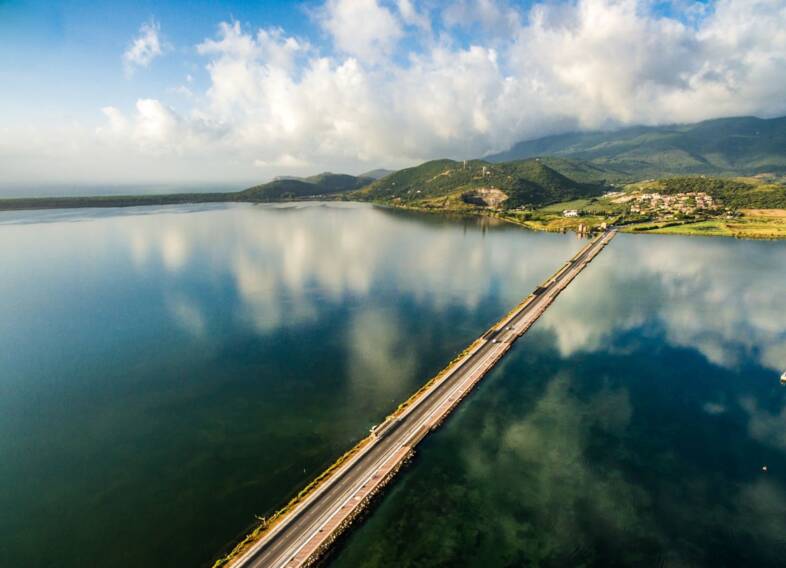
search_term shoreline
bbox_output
[375,201,786,241]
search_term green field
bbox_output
[621,211,786,239]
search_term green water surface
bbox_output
[330,233,786,567]
[0,202,584,567]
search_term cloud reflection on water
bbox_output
[4,203,786,567]
[541,234,786,373]
[118,202,583,336]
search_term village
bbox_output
[562,190,723,222]
[619,191,718,217]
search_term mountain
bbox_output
[533,157,632,184]
[240,172,374,201]
[487,116,786,177]
[359,169,395,180]
[358,158,604,209]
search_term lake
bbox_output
[0,202,584,567]
[2,204,785,567]
[330,231,786,567]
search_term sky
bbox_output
[1,0,785,190]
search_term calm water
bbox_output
[0,203,584,567]
[331,234,786,567]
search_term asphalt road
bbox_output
[231,230,615,568]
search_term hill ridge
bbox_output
[358,158,606,209]
[487,115,786,176]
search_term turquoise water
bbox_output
[330,233,786,567]
[0,203,584,567]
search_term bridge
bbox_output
[226,230,617,568]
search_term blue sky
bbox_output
[0,0,709,119]
[0,1,321,124]
[0,0,784,189]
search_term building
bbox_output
[563,209,579,217]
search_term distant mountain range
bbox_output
[3,115,785,213]
[359,169,395,180]
[248,115,786,203]
[487,115,786,177]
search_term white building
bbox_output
[563,209,579,217]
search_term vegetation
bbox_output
[536,157,632,184]
[238,172,373,201]
[729,210,786,238]
[3,113,786,241]
[645,176,786,209]
[501,211,610,233]
[488,115,786,177]
[0,173,373,211]
[622,210,786,239]
[0,192,235,211]
[355,158,606,209]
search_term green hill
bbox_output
[240,172,373,201]
[535,157,632,184]
[488,115,786,176]
[358,158,604,209]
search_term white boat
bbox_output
[781,371,786,385]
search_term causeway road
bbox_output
[229,229,617,568]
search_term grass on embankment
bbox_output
[505,214,608,233]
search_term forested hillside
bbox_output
[488,116,786,176]
[240,173,373,201]
[358,159,605,209]
[644,177,786,209]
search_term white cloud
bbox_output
[320,0,403,63]
[5,0,786,186]
[396,0,430,31]
[123,20,164,75]
[168,294,207,337]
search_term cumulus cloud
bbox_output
[319,0,403,63]
[123,20,164,75]
[5,0,786,185]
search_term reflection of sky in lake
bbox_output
[3,204,785,567]
[0,203,585,567]
[331,234,786,567]
[541,234,786,373]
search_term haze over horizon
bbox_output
[2,0,786,189]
